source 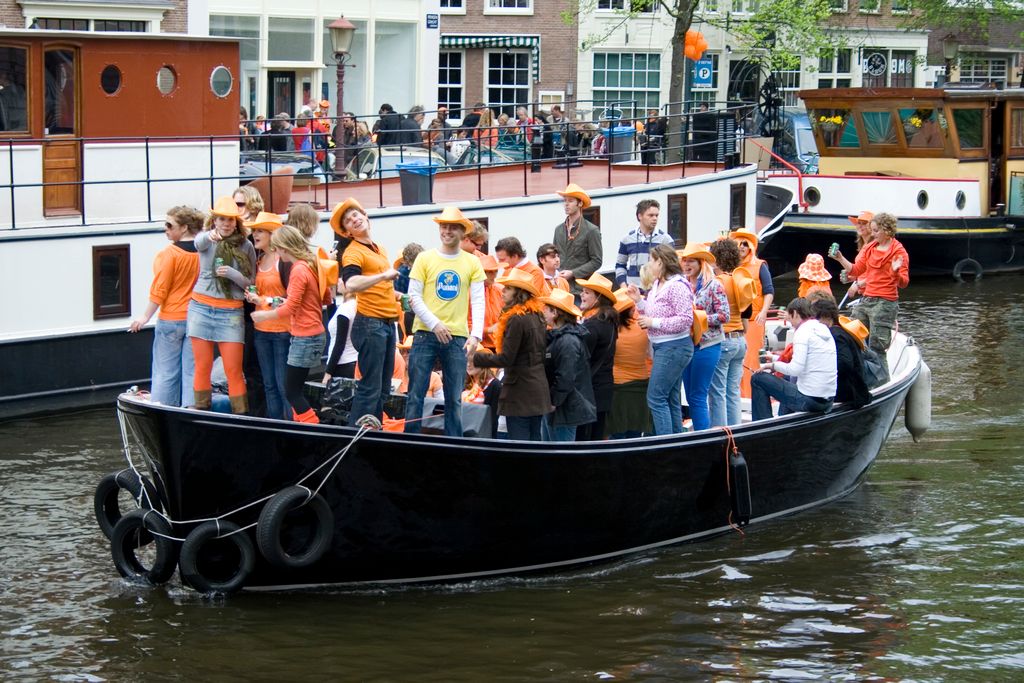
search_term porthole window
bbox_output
[917,190,929,210]
[955,190,966,210]
[156,65,177,95]
[210,65,233,98]
[803,186,821,207]
[100,65,121,95]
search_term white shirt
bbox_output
[773,319,837,399]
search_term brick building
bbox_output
[1,0,192,34]
[437,0,578,118]
[926,21,1024,88]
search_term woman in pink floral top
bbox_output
[679,243,730,431]
[626,243,694,435]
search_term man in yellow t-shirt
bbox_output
[405,207,486,436]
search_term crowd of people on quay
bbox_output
[130,178,908,440]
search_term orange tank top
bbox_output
[254,256,290,333]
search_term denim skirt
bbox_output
[186,299,244,343]
[288,333,326,369]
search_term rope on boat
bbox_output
[116,408,373,541]
[720,426,746,536]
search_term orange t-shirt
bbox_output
[150,242,199,321]
[253,257,290,334]
[274,261,324,337]
[613,319,652,384]
[848,239,910,301]
[343,240,401,319]
[480,283,504,350]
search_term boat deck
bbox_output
[291,159,727,210]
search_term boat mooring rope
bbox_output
[116,408,372,542]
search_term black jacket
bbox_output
[831,325,870,408]
[398,116,423,146]
[544,324,596,427]
[376,112,403,146]
[582,313,617,412]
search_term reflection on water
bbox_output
[1,278,1022,680]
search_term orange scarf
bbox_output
[493,299,544,354]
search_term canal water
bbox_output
[1,277,1022,681]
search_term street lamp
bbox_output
[942,33,960,84]
[328,16,356,115]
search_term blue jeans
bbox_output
[506,415,542,441]
[648,337,694,435]
[404,331,467,436]
[751,372,833,422]
[543,415,577,442]
[683,342,722,432]
[350,315,397,422]
[254,330,291,420]
[150,318,194,407]
[710,334,747,427]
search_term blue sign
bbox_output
[692,57,713,89]
[426,13,439,29]
[435,270,461,301]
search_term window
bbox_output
[35,18,89,30]
[597,0,657,10]
[94,20,146,32]
[100,65,121,95]
[93,245,131,319]
[891,0,911,13]
[666,193,687,244]
[210,66,233,98]
[812,107,858,148]
[729,184,745,229]
[960,56,1008,87]
[268,17,315,62]
[583,205,601,228]
[862,49,915,88]
[828,0,848,11]
[899,107,945,148]
[862,110,897,145]
[593,52,661,117]
[0,47,28,133]
[690,53,720,106]
[487,51,531,117]
[438,51,463,115]
[44,49,75,134]
[859,0,880,12]
[701,0,720,13]
[485,0,533,13]
[440,0,464,8]
[732,0,759,13]
[156,66,176,95]
[774,67,801,107]
[952,108,984,149]
[817,49,852,88]
[1011,108,1024,150]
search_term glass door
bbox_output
[42,47,80,216]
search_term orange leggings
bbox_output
[191,338,246,397]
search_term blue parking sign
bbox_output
[692,57,713,89]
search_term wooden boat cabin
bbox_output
[0,28,238,226]
[800,87,1024,216]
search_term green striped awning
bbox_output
[440,34,541,80]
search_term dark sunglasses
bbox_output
[235,201,247,208]
[164,221,175,229]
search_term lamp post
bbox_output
[942,33,960,84]
[328,16,356,116]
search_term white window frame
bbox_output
[591,50,663,117]
[20,0,164,30]
[483,49,533,113]
[731,0,759,14]
[439,0,466,15]
[828,0,848,12]
[891,0,911,14]
[539,90,565,108]
[858,0,881,14]
[960,56,1009,86]
[596,0,657,12]
[483,0,534,16]
[701,0,720,14]
[438,50,465,114]
[775,66,802,107]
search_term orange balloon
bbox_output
[697,36,709,52]
[684,44,698,60]
[685,29,699,45]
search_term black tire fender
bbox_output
[953,258,983,282]
[94,469,160,540]
[110,509,178,585]
[179,521,255,595]
[256,486,334,569]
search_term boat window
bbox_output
[803,186,820,207]
[0,46,28,133]
[951,108,984,149]
[899,107,945,148]
[156,66,177,95]
[861,110,897,145]
[730,183,745,229]
[666,193,687,243]
[917,190,928,210]
[93,245,131,319]
[44,49,76,135]
[583,205,601,228]
[100,65,121,95]
[210,66,233,98]
[955,190,966,210]
[1010,107,1024,150]
[811,108,857,148]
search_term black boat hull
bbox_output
[758,212,1024,278]
[114,354,918,589]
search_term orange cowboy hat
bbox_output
[848,210,874,226]
[318,99,330,110]
[797,253,832,282]
[556,183,592,209]
[496,267,540,297]
[329,197,365,237]
[432,206,474,232]
[613,285,635,313]
[478,253,500,272]
[726,266,757,311]
[210,196,243,218]
[541,288,582,319]
[243,211,284,231]
[838,315,869,350]
[576,272,616,303]
[398,335,414,350]
[729,228,758,251]
[677,242,717,264]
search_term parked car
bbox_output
[344,146,449,180]
[239,150,329,183]
[752,109,818,174]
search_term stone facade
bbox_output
[160,0,188,34]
